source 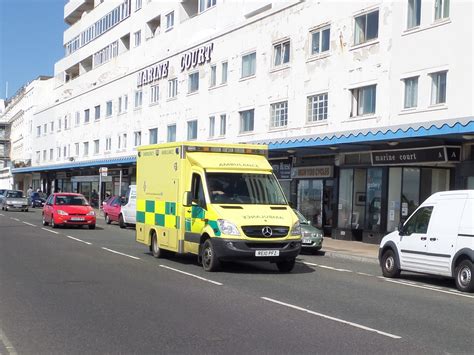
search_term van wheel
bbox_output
[119,214,126,229]
[277,258,296,272]
[381,250,400,278]
[151,232,164,258]
[105,214,111,224]
[201,239,220,272]
[455,260,473,293]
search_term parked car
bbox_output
[42,193,96,229]
[0,190,29,211]
[379,190,474,293]
[101,195,114,211]
[119,185,136,228]
[103,196,122,224]
[30,191,46,208]
[293,209,324,252]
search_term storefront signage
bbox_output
[371,146,461,166]
[180,43,214,72]
[291,166,333,179]
[137,61,169,87]
[271,159,292,180]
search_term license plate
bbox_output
[302,238,312,244]
[255,250,280,257]
[70,217,85,221]
[14,205,22,208]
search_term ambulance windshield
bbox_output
[206,173,287,205]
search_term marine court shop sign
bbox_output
[137,61,169,87]
[371,146,461,165]
[180,43,214,71]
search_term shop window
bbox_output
[337,169,354,229]
[387,167,402,232]
[401,167,420,219]
[365,168,383,232]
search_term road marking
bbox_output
[261,297,401,339]
[102,247,140,260]
[41,227,59,234]
[10,217,20,222]
[380,278,474,299]
[159,265,223,286]
[0,213,4,216]
[303,262,352,273]
[0,327,18,355]
[356,272,374,277]
[22,221,37,227]
[66,235,92,245]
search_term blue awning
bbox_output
[264,120,474,150]
[12,155,136,174]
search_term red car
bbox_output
[102,196,122,224]
[42,193,96,229]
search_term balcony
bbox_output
[64,0,94,26]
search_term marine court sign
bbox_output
[136,43,214,87]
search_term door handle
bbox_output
[421,237,427,241]
[430,238,437,241]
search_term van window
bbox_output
[403,206,433,235]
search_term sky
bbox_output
[0,0,66,99]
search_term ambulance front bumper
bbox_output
[212,238,301,262]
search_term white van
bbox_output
[379,190,474,292]
[120,185,136,228]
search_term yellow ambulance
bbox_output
[135,142,301,272]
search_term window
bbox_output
[84,109,90,123]
[83,142,89,156]
[95,105,101,120]
[407,0,421,29]
[150,85,159,104]
[273,40,290,67]
[199,0,216,13]
[135,90,143,108]
[149,128,158,144]
[311,26,330,55]
[168,78,178,98]
[209,116,215,137]
[75,112,80,126]
[63,146,68,158]
[134,131,142,146]
[240,109,254,133]
[50,121,54,132]
[165,11,174,30]
[75,143,79,156]
[43,150,47,161]
[134,30,141,47]
[106,101,113,117]
[43,124,47,135]
[430,71,447,105]
[434,0,450,20]
[57,118,62,132]
[118,133,128,150]
[135,0,142,11]
[56,147,61,159]
[35,151,40,163]
[403,77,418,108]
[270,101,288,128]
[36,126,41,137]
[187,120,198,140]
[219,114,226,136]
[210,65,217,87]
[402,206,433,235]
[354,10,379,45]
[105,137,112,152]
[50,149,54,160]
[221,61,228,84]
[94,139,100,154]
[118,94,128,113]
[242,52,256,78]
[166,125,176,142]
[118,97,123,113]
[307,93,328,122]
[64,116,70,130]
[351,85,376,117]
[188,72,199,93]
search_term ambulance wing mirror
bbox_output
[183,191,193,207]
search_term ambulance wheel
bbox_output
[201,239,220,272]
[151,231,164,258]
[276,258,296,273]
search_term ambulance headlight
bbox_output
[290,221,301,236]
[217,219,240,236]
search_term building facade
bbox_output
[11,0,474,243]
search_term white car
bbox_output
[119,185,136,228]
[379,190,474,292]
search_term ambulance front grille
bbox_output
[242,226,289,238]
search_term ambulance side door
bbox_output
[184,172,207,249]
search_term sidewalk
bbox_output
[320,237,380,264]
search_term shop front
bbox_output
[334,146,460,244]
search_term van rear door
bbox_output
[427,196,467,275]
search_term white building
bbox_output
[12,0,474,243]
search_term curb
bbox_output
[322,250,379,265]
